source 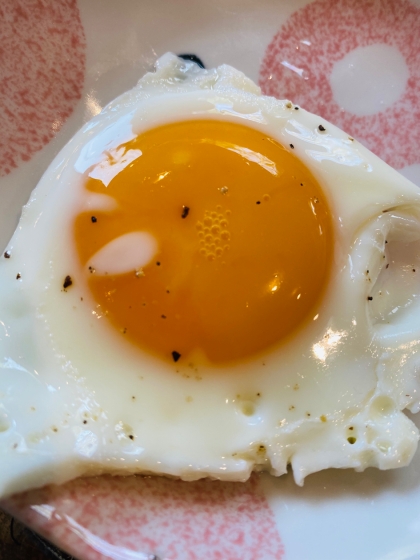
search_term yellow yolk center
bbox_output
[74,120,333,365]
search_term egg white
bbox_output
[1,53,420,498]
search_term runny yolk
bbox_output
[74,120,333,366]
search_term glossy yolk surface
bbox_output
[74,120,333,365]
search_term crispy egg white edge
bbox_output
[1,53,420,497]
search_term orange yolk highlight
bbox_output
[74,120,333,365]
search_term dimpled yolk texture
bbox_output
[74,120,333,365]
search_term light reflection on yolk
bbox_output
[74,120,333,366]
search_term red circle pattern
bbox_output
[0,0,86,176]
[259,0,420,170]
[6,475,285,560]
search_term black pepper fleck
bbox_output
[256,201,261,205]
[161,315,166,319]
[128,434,134,440]
[4,251,10,259]
[289,144,294,149]
[294,106,299,110]
[367,296,373,301]
[181,206,190,219]
[91,216,97,223]
[63,275,73,289]
[172,350,181,362]
[16,273,21,280]
[83,420,87,424]
[156,261,161,266]
[318,124,326,132]
[386,264,389,268]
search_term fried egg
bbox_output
[1,53,420,498]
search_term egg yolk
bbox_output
[74,120,333,365]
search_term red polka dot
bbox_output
[0,0,86,176]
[4,474,285,560]
[259,0,420,169]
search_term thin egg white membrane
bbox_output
[1,53,420,498]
